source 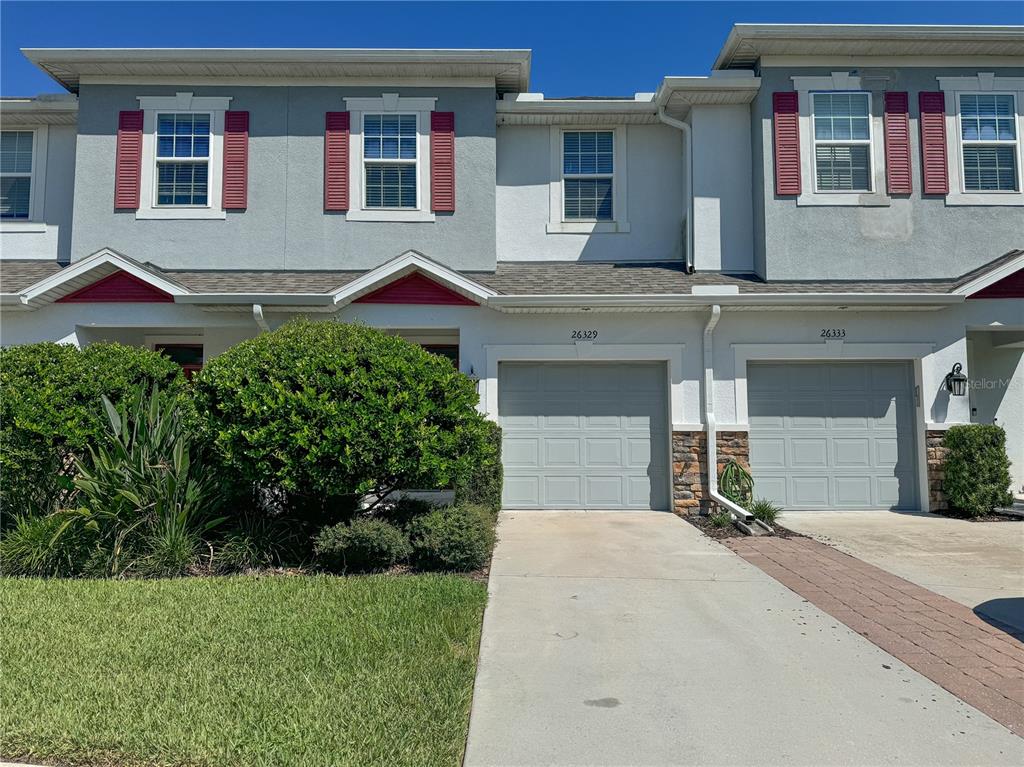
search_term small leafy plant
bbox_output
[748,498,782,526]
[708,510,733,529]
[314,518,411,573]
[409,504,496,572]
[719,459,754,509]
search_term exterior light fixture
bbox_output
[944,363,968,396]
[466,366,480,384]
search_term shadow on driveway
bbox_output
[975,597,1024,636]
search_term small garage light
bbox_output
[944,363,968,396]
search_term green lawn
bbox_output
[0,575,488,767]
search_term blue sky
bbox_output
[3,1,1022,96]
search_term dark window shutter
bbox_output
[222,111,249,210]
[430,111,455,212]
[918,92,949,195]
[772,92,801,196]
[883,92,912,195]
[114,110,143,209]
[324,111,350,211]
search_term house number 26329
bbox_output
[571,329,599,340]
[820,328,846,338]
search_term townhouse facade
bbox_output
[1,25,1022,515]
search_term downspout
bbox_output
[703,304,756,526]
[252,304,271,333]
[657,106,695,274]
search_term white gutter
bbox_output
[176,293,335,305]
[252,304,271,332]
[486,292,964,309]
[703,304,754,523]
[656,107,695,273]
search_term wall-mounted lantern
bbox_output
[944,363,968,396]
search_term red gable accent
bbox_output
[772,92,801,196]
[883,92,912,195]
[919,92,949,195]
[324,111,350,211]
[430,112,455,212]
[57,270,175,303]
[354,272,477,306]
[114,110,143,209]
[222,111,249,210]
[967,268,1024,299]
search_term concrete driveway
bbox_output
[781,511,1024,631]
[464,512,1022,767]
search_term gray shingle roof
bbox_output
[0,260,65,292]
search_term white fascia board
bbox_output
[654,76,761,106]
[497,98,656,116]
[331,250,497,306]
[953,252,1024,296]
[486,293,965,309]
[21,248,190,302]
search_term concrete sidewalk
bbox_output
[781,511,1024,631]
[464,512,1022,767]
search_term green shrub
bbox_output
[192,319,494,519]
[212,513,310,573]
[0,342,182,518]
[0,513,93,577]
[748,498,782,525]
[942,424,1013,518]
[64,385,225,577]
[708,510,733,529]
[314,517,411,573]
[454,419,503,513]
[719,459,753,509]
[409,504,496,572]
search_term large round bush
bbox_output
[942,424,1013,517]
[0,342,183,516]
[314,517,411,573]
[192,320,493,511]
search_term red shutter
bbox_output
[430,111,455,212]
[324,111,350,211]
[883,92,912,195]
[918,92,949,195]
[222,111,249,210]
[114,110,143,209]
[772,92,801,196]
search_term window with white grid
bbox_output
[959,94,1019,192]
[363,114,418,209]
[812,92,873,193]
[562,131,614,220]
[156,113,210,206]
[0,131,34,219]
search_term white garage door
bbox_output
[499,362,670,510]
[748,362,919,510]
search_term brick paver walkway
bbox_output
[727,534,1024,736]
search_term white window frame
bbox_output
[791,73,889,207]
[547,125,629,234]
[938,75,1024,206]
[360,112,421,211]
[137,93,231,220]
[0,125,48,232]
[809,91,874,195]
[345,94,436,223]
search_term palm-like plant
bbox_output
[63,385,224,576]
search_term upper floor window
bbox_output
[562,130,614,220]
[958,94,1019,192]
[0,131,34,219]
[363,114,417,209]
[811,92,872,193]
[156,113,211,206]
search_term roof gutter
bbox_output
[174,293,336,306]
[486,292,965,309]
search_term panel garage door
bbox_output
[499,362,669,510]
[748,362,918,510]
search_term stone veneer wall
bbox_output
[671,430,750,515]
[926,429,949,511]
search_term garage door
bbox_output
[499,362,669,510]
[748,362,918,510]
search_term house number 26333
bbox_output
[571,329,599,340]
[820,328,846,338]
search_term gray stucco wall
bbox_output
[71,85,496,271]
[754,67,1024,281]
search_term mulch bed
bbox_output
[930,509,1024,523]
[683,513,804,540]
